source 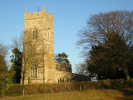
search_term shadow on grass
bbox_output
[115,88,133,100]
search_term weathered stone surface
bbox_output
[21,6,74,85]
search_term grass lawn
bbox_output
[1,89,133,100]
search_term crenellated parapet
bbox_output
[24,6,53,21]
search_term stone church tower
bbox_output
[21,6,73,85]
[21,6,56,84]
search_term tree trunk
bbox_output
[123,66,131,80]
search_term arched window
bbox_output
[33,28,38,40]
[31,66,37,78]
[60,78,62,82]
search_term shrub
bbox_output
[3,79,132,97]
[5,84,25,97]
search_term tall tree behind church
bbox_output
[55,52,71,66]
[10,48,22,83]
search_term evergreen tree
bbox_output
[55,52,71,72]
[10,48,22,83]
[55,52,71,66]
[87,33,133,80]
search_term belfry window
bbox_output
[31,66,37,78]
[33,28,38,40]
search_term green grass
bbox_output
[1,89,133,100]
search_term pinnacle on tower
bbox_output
[43,5,45,12]
[51,10,53,15]
[24,7,27,13]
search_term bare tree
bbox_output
[75,63,90,76]
[77,11,133,55]
[11,31,24,52]
[10,29,48,84]
[0,41,8,57]
[77,10,133,80]
[21,29,47,84]
[0,41,9,71]
[0,42,9,95]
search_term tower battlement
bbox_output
[24,6,53,21]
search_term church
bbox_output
[21,6,91,84]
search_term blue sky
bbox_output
[0,0,133,73]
